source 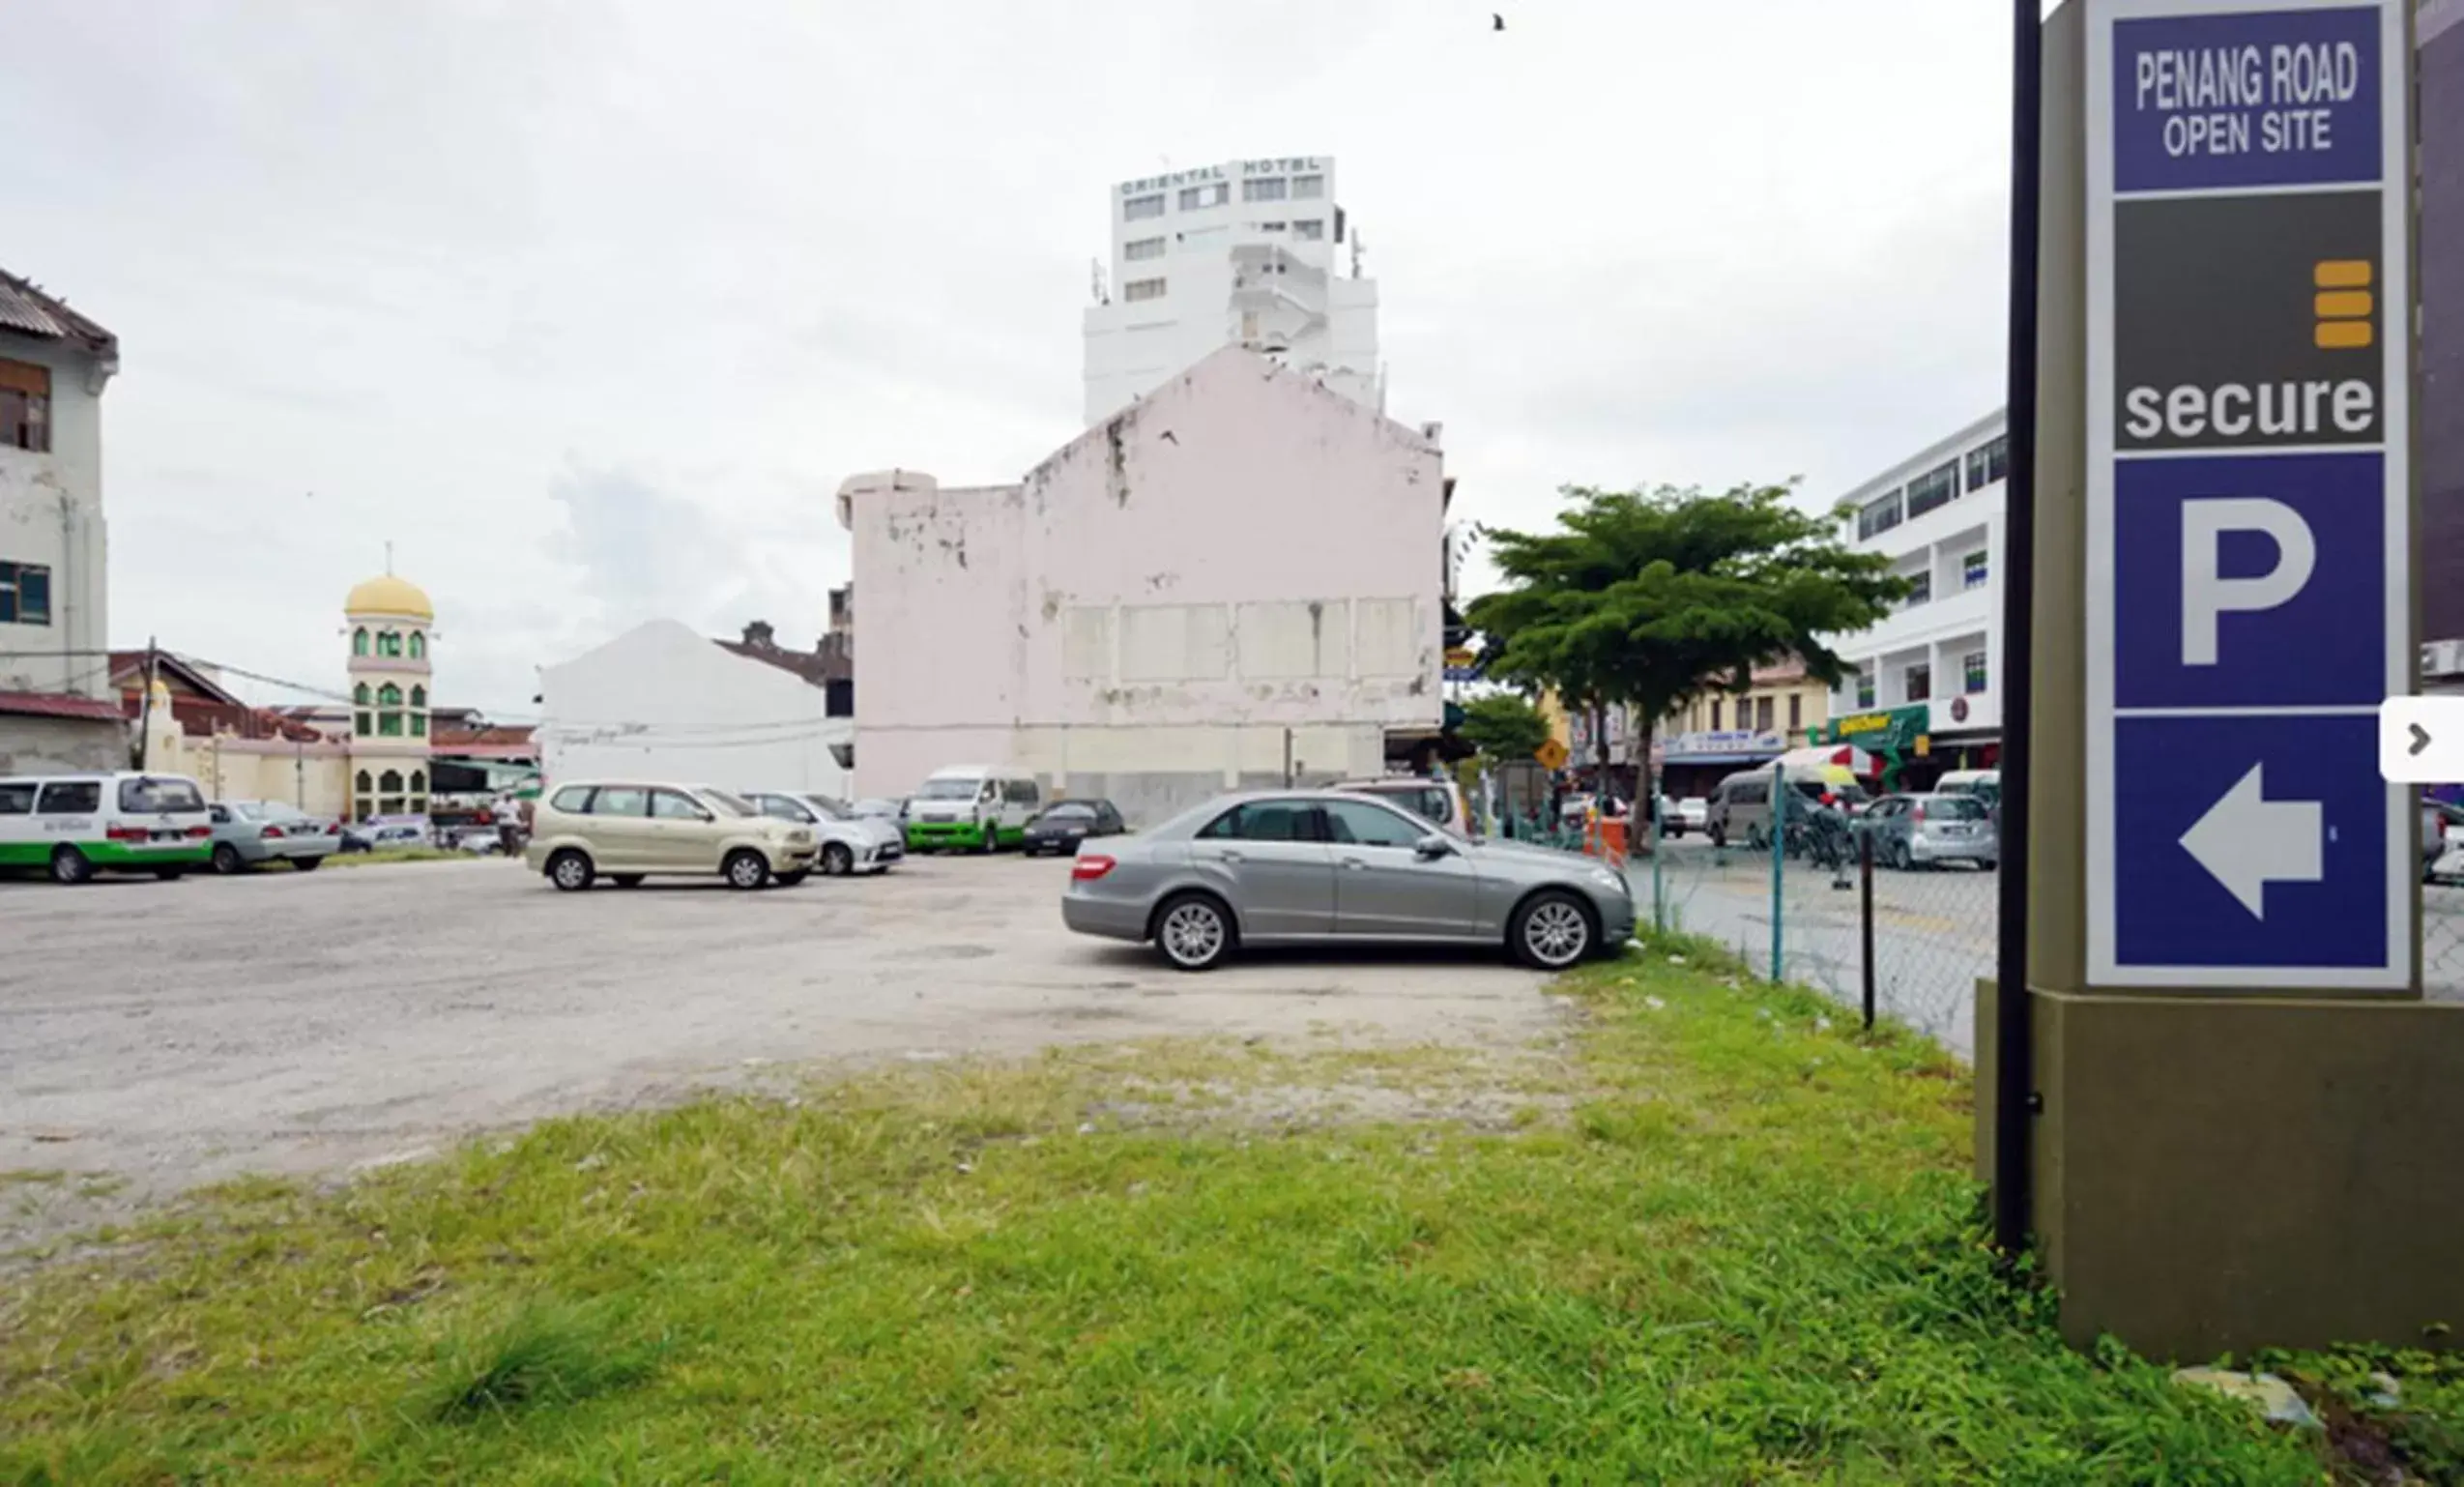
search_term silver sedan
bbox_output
[206,801,341,873]
[1060,790,1637,972]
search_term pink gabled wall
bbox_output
[845,347,1446,799]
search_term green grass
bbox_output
[319,846,476,868]
[2,942,2453,1484]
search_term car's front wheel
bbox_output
[1511,890,1596,971]
[547,850,595,891]
[1153,892,1235,972]
[820,842,854,876]
[724,849,771,890]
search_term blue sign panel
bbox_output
[2088,0,2409,989]
[2112,714,2387,968]
[2111,6,2383,192]
[2113,452,2385,709]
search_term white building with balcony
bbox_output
[1081,154,1380,425]
[1824,409,2012,777]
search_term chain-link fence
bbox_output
[2423,880,2464,1006]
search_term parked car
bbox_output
[0,772,213,883]
[524,781,818,890]
[904,765,1043,852]
[1061,790,1636,973]
[1862,793,1998,870]
[206,801,341,874]
[2423,800,2464,884]
[1671,798,1709,837]
[341,821,430,853]
[849,798,906,823]
[1331,776,1473,837]
[747,790,906,875]
[1019,799,1126,857]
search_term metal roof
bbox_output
[0,270,117,356]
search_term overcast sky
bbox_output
[7,0,2015,717]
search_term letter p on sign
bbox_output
[2181,499,2318,665]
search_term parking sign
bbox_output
[2085,0,2413,988]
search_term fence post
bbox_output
[1768,778,1786,983]
[1651,797,1666,935]
[1860,825,1877,1032]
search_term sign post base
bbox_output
[1977,980,2464,1359]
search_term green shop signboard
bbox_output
[1817,704,1931,786]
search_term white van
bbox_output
[902,765,1042,853]
[1934,769,2002,804]
[0,772,215,883]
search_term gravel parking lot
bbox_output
[1,854,1572,1251]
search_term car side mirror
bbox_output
[1414,833,1454,860]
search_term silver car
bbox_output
[206,801,341,874]
[1061,790,1637,973]
[1862,793,1997,870]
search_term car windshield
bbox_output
[1928,797,1989,820]
[700,789,756,817]
[1039,803,1095,822]
[917,778,978,800]
[800,796,851,820]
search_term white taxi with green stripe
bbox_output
[0,772,215,883]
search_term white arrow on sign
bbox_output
[2177,762,2323,919]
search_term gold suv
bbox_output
[524,781,817,890]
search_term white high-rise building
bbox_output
[1081,154,1381,425]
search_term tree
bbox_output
[1457,691,1552,762]
[1464,481,1907,826]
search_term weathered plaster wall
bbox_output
[0,334,109,702]
[846,347,1445,820]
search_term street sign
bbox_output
[1535,738,1569,772]
[2085,0,2412,988]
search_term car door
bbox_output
[1319,798,1484,938]
[648,788,722,869]
[584,786,652,869]
[1187,800,1335,938]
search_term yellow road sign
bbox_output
[1536,738,1569,771]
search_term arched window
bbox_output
[408,631,425,660]
[356,771,373,793]
[378,683,402,707]
[410,685,426,708]
[379,769,403,794]
[353,683,370,706]
[378,630,402,658]
[410,769,427,792]
[353,627,369,657]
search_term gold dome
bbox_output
[345,573,434,620]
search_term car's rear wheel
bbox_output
[548,850,595,891]
[292,855,324,872]
[1153,892,1234,972]
[211,843,246,876]
[611,874,644,889]
[724,849,771,890]
[49,846,94,886]
[820,842,854,876]
[1511,890,1595,971]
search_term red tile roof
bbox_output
[0,689,126,723]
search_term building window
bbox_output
[1177,183,1228,210]
[378,683,402,707]
[1,360,51,452]
[1709,698,1724,731]
[410,685,426,708]
[0,560,50,625]
[1902,570,1932,607]
[1292,219,1325,241]
[1260,220,1287,232]
[376,630,403,658]
[1242,177,1287,202]
[1124,237,1165,261]
[1963,550,1989,589]
[1856,490,1902,540]
[1965,434,2010,491]
[1905,664,1932,703]
[1123,277,1167,303]
[1905,460,1959,520]
[353,627,369,656]
[355,712,371,737]
[1964,651,1989,694]
[1754,696,1775,732]
[379,713,403,737]
[1857,671,1876,709]
[1122,192,1165,221]
[354,683,371,705]
[411,713,426,737]
[1788,693,1803,733]
[408,630,425,660]
[411,769,426,793]
[356,770,373,794]
[379,770,403,794]
[1291,174,1325,199]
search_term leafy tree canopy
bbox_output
[1456,691,1552,761]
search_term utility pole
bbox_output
[134,636,159,771]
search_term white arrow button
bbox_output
[2178,762,2324,919]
